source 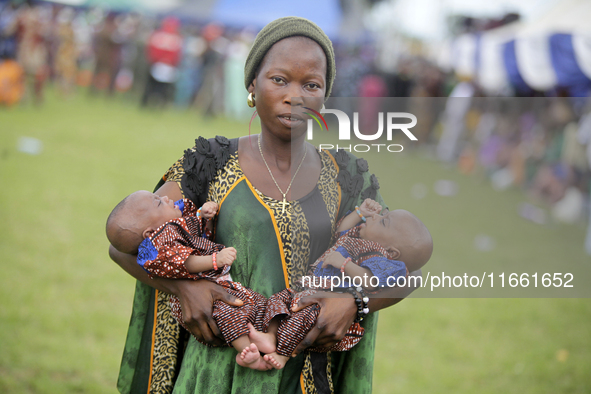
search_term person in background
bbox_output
[193,22,226,116]
[16,3,49,105]
[0,1,20,61]
[174,25,206,107]
[54,7,77,96]
[90,12,122,95]
[141,16,182,107]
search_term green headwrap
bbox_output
[244,16,336,98]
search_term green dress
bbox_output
[117,137,385,394]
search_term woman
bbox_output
[109,17,420,394]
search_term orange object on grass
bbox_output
[0,60,25,106]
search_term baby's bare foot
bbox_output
[236,343,260,366]
[263,352,289,370]
[236,355,272,371]
[236,344,272,371]
[247,322,276,354]
[252,358,274,371]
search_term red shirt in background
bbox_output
[146,17,182,67]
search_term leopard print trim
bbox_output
[290,152,339,291]
[302,353,318,394]
[300,351,335,394]
[326,351,334,392]
[289,201,306,290]
[148,291,181,394]
[318,153,340,245]
[250,188,293,285]
[206,153,247,207]
[163,154,186,197]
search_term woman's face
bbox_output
[249,36,327,142]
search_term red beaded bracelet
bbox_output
[340,257,351,273]
[212,252,218,270]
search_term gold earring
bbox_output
[247,92,256,108]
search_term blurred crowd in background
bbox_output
[435,96,591,228]
[0,1,255,112]
[2,0,591,253]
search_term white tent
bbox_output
[449,0,591,95]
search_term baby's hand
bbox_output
[322,251,345,269]
[217,247,236,267]
[359,198,382,218]
[201,201,219,219]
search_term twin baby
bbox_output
[107,190,432,371]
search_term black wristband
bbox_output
[355,286,370,321]
[344,286,370,323]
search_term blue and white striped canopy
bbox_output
[449,0,591,96]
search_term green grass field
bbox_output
[1,90,590,393]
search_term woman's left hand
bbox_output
[291,291,357,355]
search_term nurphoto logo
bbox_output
[304,107,418,153]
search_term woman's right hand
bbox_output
[175,279,243,345]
